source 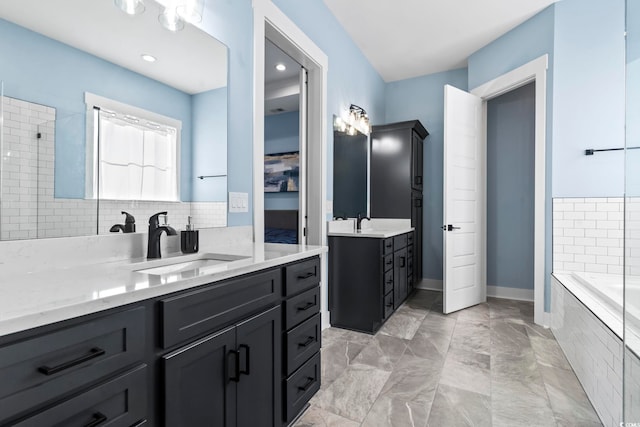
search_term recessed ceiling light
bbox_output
[275,63,286,72]
[141,54,157,63]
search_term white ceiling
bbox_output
[0,0,227,94]
[323,0,558,82]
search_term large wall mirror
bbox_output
[0,0,228,241]
[333,116,369,218]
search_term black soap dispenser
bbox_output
[181,216,199,254]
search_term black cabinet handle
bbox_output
[297,376,316,392]
[38,347,105,376]
[386,279,393,285]
[385,260,393,267]
[415,199,422,207]
[415,176,423,185]
[386,302,394,308]
[297,271,314,280]
[84,412,107,427]
[228,350,240,382]
[239,344,250,375]
[296,301,316,312]
[298,336,315,348]
[400,257,406,268]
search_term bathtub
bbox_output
[551,273,624,426]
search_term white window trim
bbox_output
[84,92,182,200]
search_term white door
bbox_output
[298,67,308,244]
[443,84,485,314]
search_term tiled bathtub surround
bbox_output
[551,276,622,427]
[553,197,623,274]
[1,96,227,240]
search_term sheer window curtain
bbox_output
[98,111,178,201]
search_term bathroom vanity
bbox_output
[328,220,414,334]
[0,245,324,427]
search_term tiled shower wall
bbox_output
[553,197,624,273]
[1,96,227,240]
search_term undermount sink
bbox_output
[134,253,249,276]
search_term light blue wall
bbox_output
[198,0,254,225]
[0,18,193,200]
[192,87,228,202]
[385,69,468,282]
[467,5,555,309]
[552,0,626,197]
[487,83,535,290]
[264,111,299,210]
[627,0,640,197]
[271,0,386,205]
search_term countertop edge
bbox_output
[0,246,326,338]
[327,227,414,238]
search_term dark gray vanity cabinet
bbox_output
[0,255,321,427]
[329,232,413,334]
[163,306,282,427]
[371,120,428,284]
[282,258,321,424]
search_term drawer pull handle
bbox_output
[296,301,316,312]
[84,412,107,427]
[298,336,315,348]
[228,350,241,382]
[38,347,105,376]
[386,302,394,308]
[297,376,316,392]
[386,260,393,266]
[386,279,393,285]
[239,344,251,376]
[400,257,406,268]
[297,272,314,280]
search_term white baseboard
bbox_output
[416,279,443,292]
[487,285,534,302]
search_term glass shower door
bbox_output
[625,0,640,423]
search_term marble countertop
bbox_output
[0,243,326,337]
[327,218,414,238]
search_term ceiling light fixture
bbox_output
[275,63,287,72]
[141,54,157,62]
[114,0,145,15]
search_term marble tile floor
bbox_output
[295,290,602,427]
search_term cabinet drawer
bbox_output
[384,270,394,294]
[285,286,320,330]
[285,257,320,296]
[13,365,147,427]
[394,234,407,250]
[0,307,145,424]
[383,254,394,272]
[384,292,394,320]
[382,238,394,255]
[286,314,321,376]
[285,352,321,423]
[407,233,414,246]
[161,268,281,348]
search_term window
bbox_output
[85,93,181,201]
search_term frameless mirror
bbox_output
[0,0,228,241]
[333,116,369,218]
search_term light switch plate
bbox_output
[326,200,333,214]
[229,192,249,213]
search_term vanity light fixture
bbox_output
[141,54,157,62]
[275,63,287,71]
[176,0,204,24]
[159,7,185,32]
[114,0,145,15]
[334,104,371,135]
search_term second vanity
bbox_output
[0,239,325,427]
[328,219,414,334]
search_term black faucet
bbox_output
[356,213,370,231]
[110,211,136,233]
[147,212,177,259]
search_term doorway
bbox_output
[443,55,548,325]
[486,82,536,298]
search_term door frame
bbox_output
[470,54,548,326]
[252,0,330,328]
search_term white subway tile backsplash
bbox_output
[553,198,623,273]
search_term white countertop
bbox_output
[0,243,326,337]
[327,218,414,238]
